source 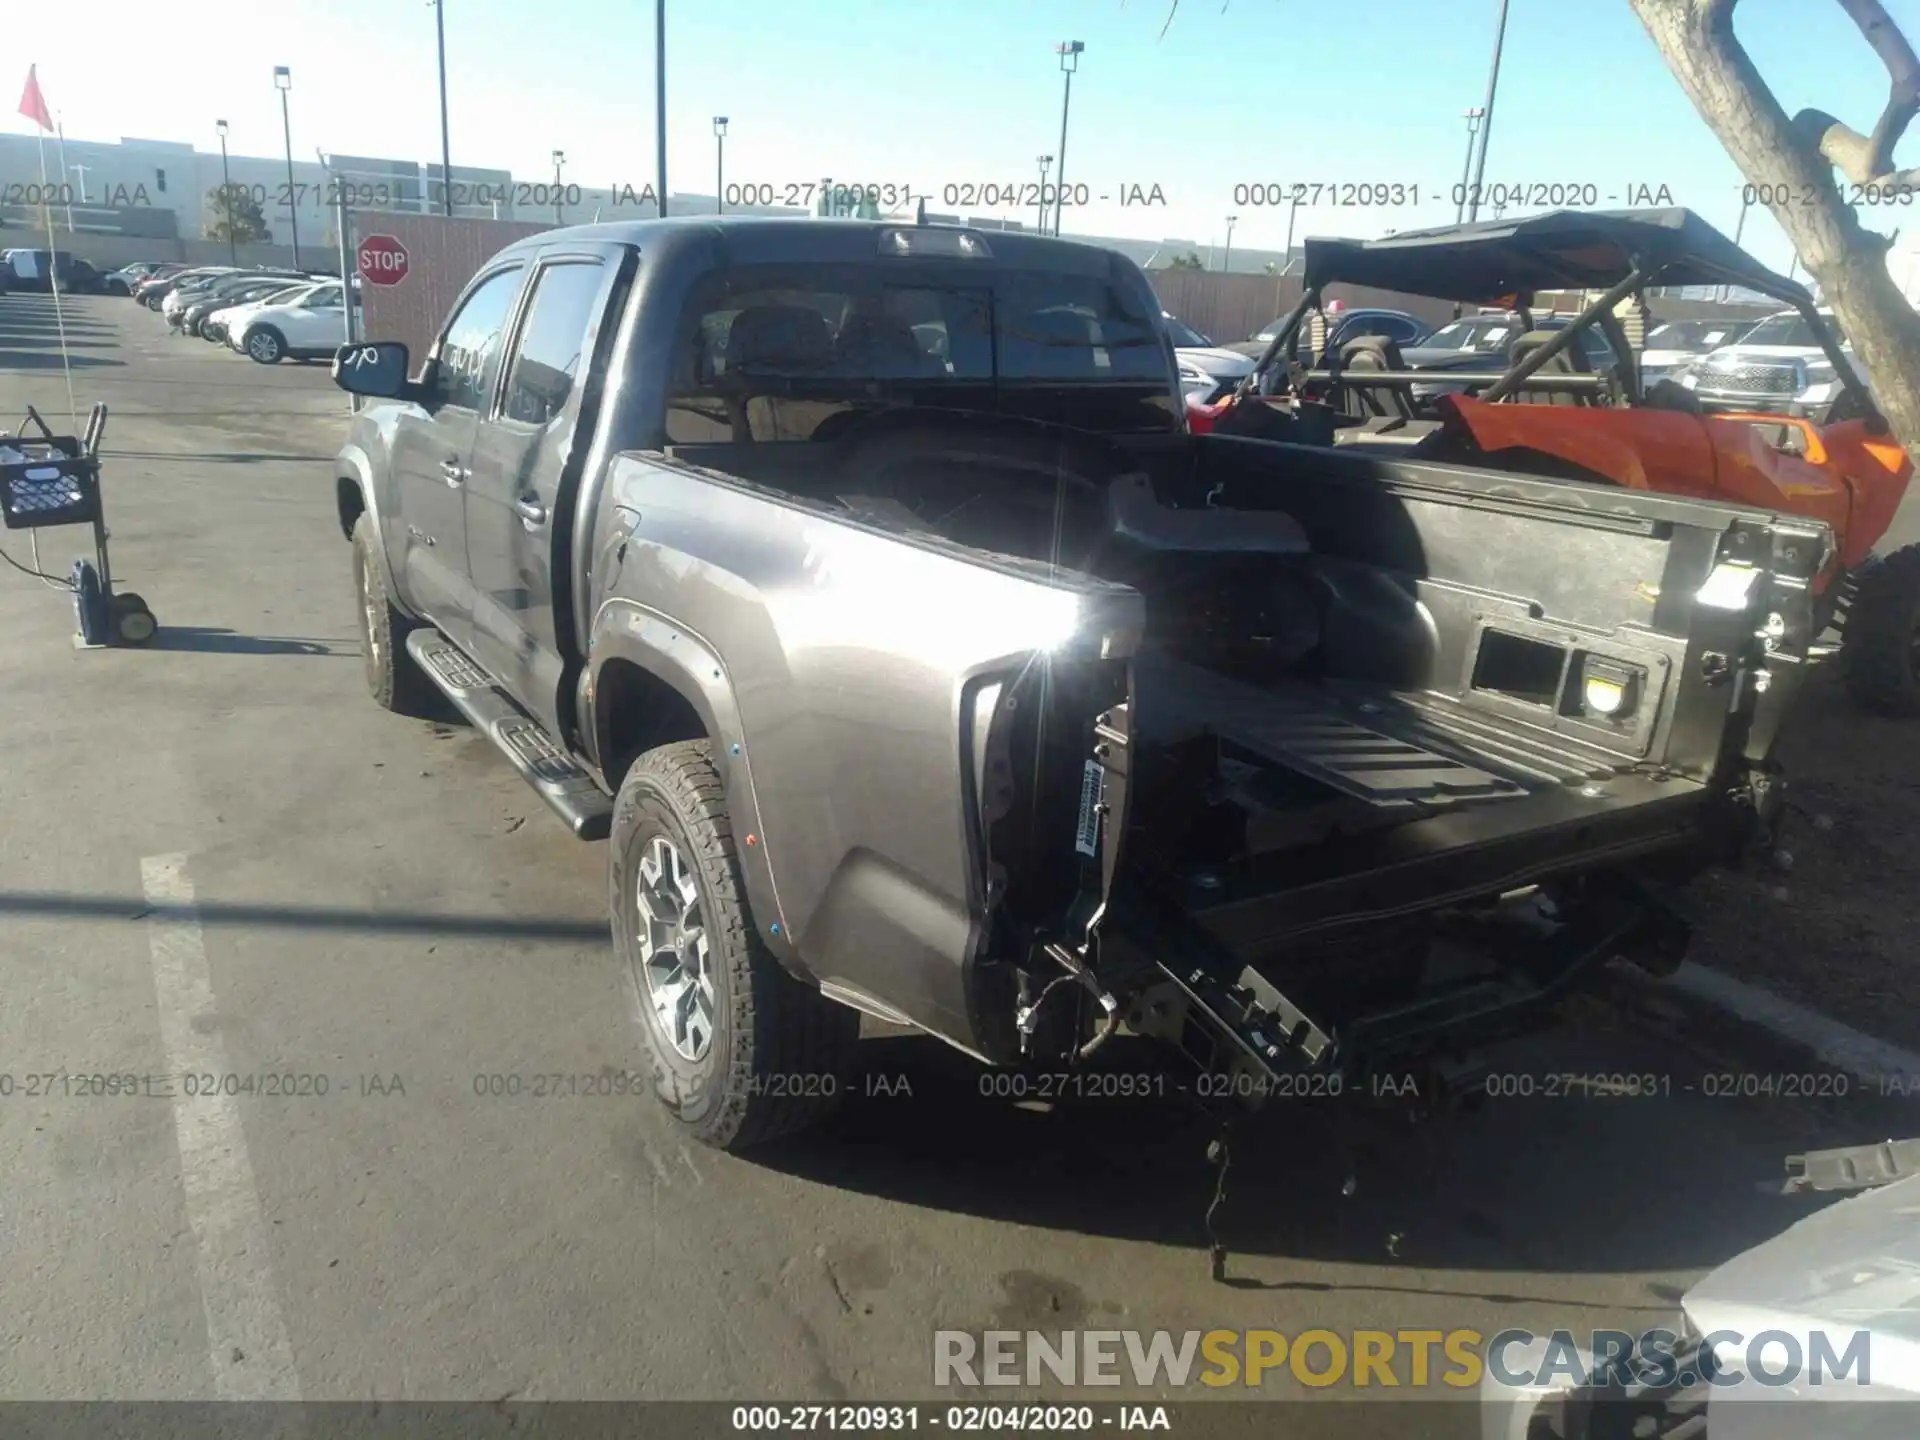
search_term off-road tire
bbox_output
[611,740,859,1151]
[351,512,435,715]
[1843,544,1920,717]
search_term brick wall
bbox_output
[351,211,552,360]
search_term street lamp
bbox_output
[216,119,236,263]
[552,149,566,225]
[1282,195,1301,273]
[1464,0,1511,223]
[1454,108,1484,224]
[273,67,300,268]
[1222,214,1237,273]
[713,117,728,215]
[1051,41,1084,239]
[1035,155,1053,234]
[432,0,453,216]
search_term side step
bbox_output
[406,630,613,840]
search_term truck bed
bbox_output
[1127,650,1710,946]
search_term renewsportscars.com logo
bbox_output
[933,1327,1874,1391]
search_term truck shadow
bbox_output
[753,1029,1853,1277]
[148,627,348,656]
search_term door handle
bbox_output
[439,458,466,486]
[514,496,548,526]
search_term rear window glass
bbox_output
[1740,313,1847,348]
[996,271,1166,381]
[664,262,1170,443]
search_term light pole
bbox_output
[713,117,727,214]
[216,119,236,263]
[552,149,566,226]
[1455,108,1484,223]
[1464,0,1511,223]
[655,0,668,217]
[68,163,90,204]
[1222,214,1237,273]
[1051,41,1083,239]
[273,67,300,268]
[433,0,453,216]
[1282,195,1301,273]
[1035,155,1053,234]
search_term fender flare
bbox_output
[335,444,416,619]
[586,599,803,979]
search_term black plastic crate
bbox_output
[1,443,100,530]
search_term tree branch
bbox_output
[1837,0,1920,174]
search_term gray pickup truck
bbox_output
[333,217,1828,1152]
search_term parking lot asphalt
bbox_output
[0,294,1911,1423]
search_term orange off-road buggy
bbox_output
[1190,209,1918,714]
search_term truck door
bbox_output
[462,247,624,737]
[387,263,525,650]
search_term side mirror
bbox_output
[333,341,413,399]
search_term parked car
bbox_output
[1164,312,1255,401]
[1396,310,1617,402]
[203,281,313,344]
[1482,1136,1920,1436]
[162,267,300,325]
[331,217,1821,1155]
[1678,307,1865,421]
[179,275,316,338]
[1637,316,1755,385]
[234,281,347,362]
[102,261,172,296]
[3,249,104,293]
[137,265,239,309]
[165,266,309,322]
[1231,305,1430,361]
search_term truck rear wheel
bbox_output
[1843,544,1920,717]
[611,740,858,1151]
[351,513,435,716]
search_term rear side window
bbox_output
[666,264,993,443]
[664,262,1168,443]
[502,260,606,426]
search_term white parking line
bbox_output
[141,853,303,1402]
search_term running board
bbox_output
[405,630,613,841]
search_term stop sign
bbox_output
[357,234,409,286]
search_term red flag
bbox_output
[18,66,53,132]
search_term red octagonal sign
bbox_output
[357,234,410,287]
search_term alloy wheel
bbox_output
[633,834,715,1062]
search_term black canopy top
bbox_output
[1301,208,1812,308]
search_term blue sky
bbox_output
[7,0,1915,272]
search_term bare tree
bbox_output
[1631,0,1920,454]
